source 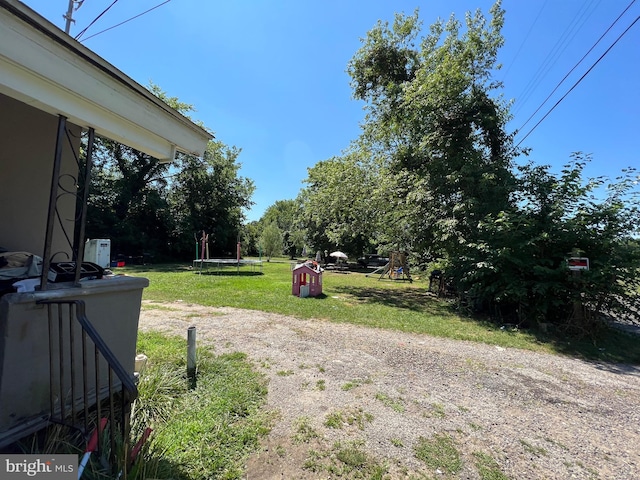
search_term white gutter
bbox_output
[0,0,212,161]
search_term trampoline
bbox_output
[192,258,263,274]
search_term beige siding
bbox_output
[0,93,81,259]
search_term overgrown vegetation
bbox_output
[414,434,463,476]
[4,331,270,479]
[303,439,389,479]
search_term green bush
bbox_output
[448,156,640,335]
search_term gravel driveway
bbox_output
[138,301,640,479]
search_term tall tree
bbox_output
[85,83,254,261]
[345,2,640,331]
[347,1,515,260]
[86,138,173,259]
[168,141,255,258]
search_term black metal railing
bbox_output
[38,299,137,476]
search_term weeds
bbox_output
[129,331,271,479]
[414,433,462,475]
[519,439,548,457]
[324,408,373,430]
[303,440,388,478]
[292,417,320,444]
[375,392,405,413]
[473,452,509,480]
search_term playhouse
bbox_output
[292,262,323,297]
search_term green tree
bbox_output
[168,141,255,258]
[85,83,254,261]
[455,156,640,331]
[342,1,640,333]
[260,222,283,261]
[261,200,305,259]
[242,221,262,257]
[86,138,173,260]
[347,1,515,260]
[298,150,382,257]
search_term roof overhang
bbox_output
[0,0,212,161]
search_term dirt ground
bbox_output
[138,301,640,479]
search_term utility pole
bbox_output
[63,0,84,34]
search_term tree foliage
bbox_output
[454,156,640,330]
[298,151,382,257]
[261,200,305,258]
[348,1,515,260]
[86,139,173,259]
[260,222,283,261]
[168,141,254,258]
[85,85,253,261]
[297,1,640,333]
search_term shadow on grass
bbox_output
[298,293,329,300]
[334,285,640,365]
[117,264,265,276]
[331,285,455,316]
[193,271,264,277]
[114,263,191,273]
[136,455,203,480]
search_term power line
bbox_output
[75,0,120,40]
[79,0,172,42]
[515,15,640,148]
[516,0,637,134]
[513,0,601,117]
[501,0,549,81]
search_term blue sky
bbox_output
[22,0,640,222]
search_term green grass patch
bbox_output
[390,438,404,448]
[292,416,320,444]
[519,439,548,457]
[375,392,405,413]
[430,402,446,418]
[414,434,462,475]
[324,408,373,430]
[303,440,388,479]
[473,452,510,480]
[131,331,271,480]
[341,377,373,391]
[122,261,640,363]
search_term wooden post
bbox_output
[187,326,197,387]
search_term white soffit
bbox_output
[0,1,212,161]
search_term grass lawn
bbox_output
[130,331,271,480]
[121,259,640,364]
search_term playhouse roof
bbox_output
[0,0,212,161]
[293,262,322,274]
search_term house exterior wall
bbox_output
[0,93,80,258]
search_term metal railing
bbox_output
[38,299,137,476]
